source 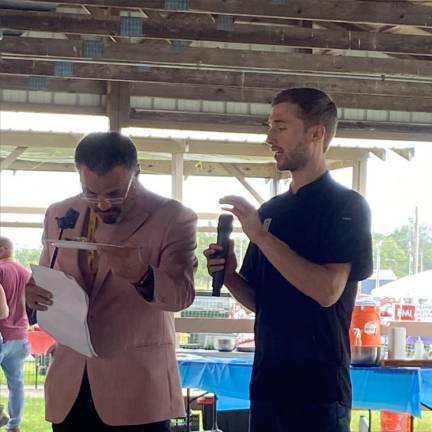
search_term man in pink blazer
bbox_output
[26,132,197,431]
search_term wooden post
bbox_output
[221,163,265,204]
[171,152,184,202]
[270,169,281,197]
[352,157,368,196]
[0,146,27,171]
[106,81,130,132]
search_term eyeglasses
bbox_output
[80,173,134,206]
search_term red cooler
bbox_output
[350,297,381,365]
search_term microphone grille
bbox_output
[218,214,233,232]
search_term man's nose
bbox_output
[265,134,274,147]
[97,199,112,211]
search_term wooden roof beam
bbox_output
[26,0,432,29]
[4,35,432,78]
[2,59,432,99]
[0,158,282,178]
[2,75,432,114]
[130,83,432,113]
[0,130,386,162]
[129,110,432,141]
[1,10,432,56]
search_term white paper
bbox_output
[31,265,97,357]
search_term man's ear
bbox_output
[311,124,326,144]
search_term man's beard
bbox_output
[277,141,308,172]
[94,207,123,224]
[94,196,135,224]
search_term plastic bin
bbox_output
[380,410,410,432]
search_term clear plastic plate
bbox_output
[48,240,123,251]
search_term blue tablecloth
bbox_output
[178,354,432,416]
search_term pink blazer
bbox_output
[39,186,197,425]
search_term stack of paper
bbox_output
[31,265,97,357]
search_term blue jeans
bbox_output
[0,339,30,429]
[250,400,351,432]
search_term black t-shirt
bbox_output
[240,171,372,407]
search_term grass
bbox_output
[0,397,50,432]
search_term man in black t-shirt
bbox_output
[204,88,372,432]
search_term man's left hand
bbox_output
[98,242,149,283]
[219,195,266,243]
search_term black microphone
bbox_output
[49,207,80,269]
[28,208,80,326]
[56,207,80,230]
[212,214,234,297]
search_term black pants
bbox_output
[250,400,351,432]
[52,372,171,432]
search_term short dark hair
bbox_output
[272,88,338,152]
[0,237,13,255]
[75,132,138,174]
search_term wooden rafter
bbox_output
[24,0,432,29]
[1,10,432,56]
[0,130,383,161]
[2,75,432,114]
[128,110,432,140]
[0,102,105,116]
[2,36,432,78]
[0,158,282,178]
[0,146,28,171]
[1,59,432,99]
[220,162,265,204]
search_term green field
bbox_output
[0,397,50,432]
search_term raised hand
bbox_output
[219,195,265,243]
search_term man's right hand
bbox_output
[26,277,53,311]
[203,240,237,284]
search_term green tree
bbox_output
[195,232,216,290]
[372,222,432,278]
[14,248,42,269]
[372,233,408,278]
[392,222,432,273]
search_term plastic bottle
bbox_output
[359,415,369,432]
[414,336,425,360]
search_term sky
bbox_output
[1,111,431,249]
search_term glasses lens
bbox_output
[81,174,134,205]
[81,194,124,205]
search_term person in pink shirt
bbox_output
[0,283,9,320]
[0,281,9,427]
[0,237,31,432]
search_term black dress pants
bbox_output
[52,371,171,432]
[250,400,351,432]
